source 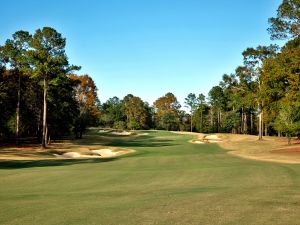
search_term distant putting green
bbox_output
[1,130,300,225]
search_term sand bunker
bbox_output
[208,140,222,143]
[189,134,223,144]
[203,135,223,143]
[54,152,101,159]
[98,129,109,133]
[173,132,223,144]
[54,148,134,159]
[204,135,221,140]
[191,140,205,144]
[91,149,119,157]
[111,131,132,136]
[91,148,135,158]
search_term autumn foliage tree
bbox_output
[122,94,148,130]
[154,93,181,131]
[69,74,100,138]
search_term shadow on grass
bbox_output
[72,132,178,148]
[79,134,178,148]
[0,158,117,170]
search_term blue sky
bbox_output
[0,0,282,107]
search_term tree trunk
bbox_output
[288,136,291,145]
[258,113,263,140]
[217,110,220,133]
[210,108,213,128]
[200,110,203,133]
[16,73,21,145]
[261,104,264,136]
[244,112,247,134]
[190,113,193,132]
[250,113,253,134]
[258,105,263,141]
[241,108,244,134]
[42,76,48,149]
[45,124,49,144]
[219,110,222,132]
[35,88,42,137]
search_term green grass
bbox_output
[1,130,300,225]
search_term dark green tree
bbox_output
[268,0,300,40]
[184,93,199,132]
[29,27,79,148]
[242,45,279,139]
[0,31,31,144]
[208,86,225,132]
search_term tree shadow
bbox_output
[0,158,117,170]
[105,135,177,148]
[70,133,177,148]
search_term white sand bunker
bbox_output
[138,133,149,136]
[92,148,135,158]
[208,140,222,143]
[98,129,109,133]
[192,140,205,144]
[204,135,221,140]
[54,152,101,159]
[54,148,133,159]
[204,135,222,143]
[190,134,223,144]
[91,149,119,157]
[111,131,132,136]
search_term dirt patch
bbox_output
[176,132,300,164]
[218,134,300,164]
[271,147,300,154]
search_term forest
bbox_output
[0,0,299,146]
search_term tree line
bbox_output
[99,0,299,144]
[0,27,99,147]
[0,0,299,147]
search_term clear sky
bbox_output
[0,0,282,107]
